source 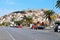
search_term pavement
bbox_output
[0,27,60,40]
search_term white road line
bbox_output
[5,29,15,40]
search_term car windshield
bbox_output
[55,22,60,25]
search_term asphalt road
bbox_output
[0,27,60,40]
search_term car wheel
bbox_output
[54,30,58,32]
[58,30,60,32]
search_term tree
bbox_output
[44,10,55,26]
[22,15,33,27]
[14,20,23,25]
[2,22,11,26]
[11,17,15,22]
[28,10,32,12]
[13,10,26,14]
[55,0,60,8]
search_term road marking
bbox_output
[5,29,15,40]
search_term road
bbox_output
[0,27,60,40]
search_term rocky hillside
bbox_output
[0,8,58,27]
[0,9,48,23]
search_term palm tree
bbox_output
[23,15,33,27]
[55,0,60,8]
[44,10,55,26]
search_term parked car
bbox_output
[14,26,18,28]
[37,26,45,29]
[54,21,60,32]
[36,22,45,29]
[31,23,37,29]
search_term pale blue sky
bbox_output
[0,0,60,16]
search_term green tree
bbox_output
[23,16,33,23]
[13,10,26,14]
[2,22,11,26]
[11,17,15,22]
[55,0,60,8]
[23,15,33,27]
[14,20,23,25]
[44,10,55,26]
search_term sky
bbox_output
[0,0,60,16]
